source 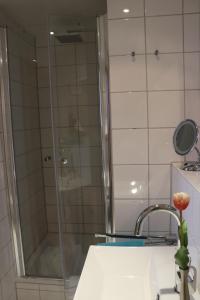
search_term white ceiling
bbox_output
[0,0,106,28]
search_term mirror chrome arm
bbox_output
[194,146,200,162]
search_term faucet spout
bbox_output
[134,204,180,236]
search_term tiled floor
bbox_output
[16,278,77,300]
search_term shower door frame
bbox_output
[0,13,113,280]
[97,15,114,235]
[48,14,114,285]
[0,27,25,276]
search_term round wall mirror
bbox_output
[173,119,199,156]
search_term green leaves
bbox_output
[175,246,189,270]
[175,220,189,270]
[178,220,188,248]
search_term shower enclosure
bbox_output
[0,13,112,292]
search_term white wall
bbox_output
[107,0,200,234]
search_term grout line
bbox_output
[112,198,171,201]
[39,104,100,108]
[109,51,200,57]
[107,11,200,21]
[43,162,179,167]
[111,127,176,130]
[38,83,98,89]
[37,62,97,69]
[182,0,188,169]
[182,0,186,122]
[113,162,183,166]
[143,0,150,235]
[75,41,88,246]
[40,125,179,130]
[36,41,97,50]
[110,89,200,93]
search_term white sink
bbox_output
[74,246,179,300]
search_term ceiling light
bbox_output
[123,8,130,13]
[50,31,55,35]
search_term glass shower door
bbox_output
[48,15,111,292]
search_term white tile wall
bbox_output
[38,88,50,108]
[76,43,97,64]
[37,68,49,87]
[113,165,148,199]
[107,0,198,234]
[17,289,40,300]
[77,64,97,85]
[16,280,73,300]
[78,106,99,126]
[112,129,148,164]
[110,55,146,92]
[55,45,75,66]
[77,85,98,105]
[149,199,170,232]
[146,16,183,53]
[145,0,182,16]
[115,199,148,232]
[36,48,49,67]
[148,91,184,128]
[57,86,77,107]
[40,291,65,300]
[149,165,171,198]
[107,0,144,19]
[108,18,145,55]
[149,128,183,164]
[184,53,200,90]
[147,54,184,90]
[184,14,200,52]
[110,92,147,129]
[184,0,200,13]
[185,90,200,126]
[56,66,76,86]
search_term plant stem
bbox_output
[180,210,183,223]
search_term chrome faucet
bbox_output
[134,204,197,298]
[134,204,180,236]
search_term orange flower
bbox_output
[172,192,190,211]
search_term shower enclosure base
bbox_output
[26,237,63,278]
[26,233,86,278]
[16,275,79,300]
[17,233,85,300]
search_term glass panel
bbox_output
[48,15,107,291]
[2,11,111,285]
[6,25,63,278]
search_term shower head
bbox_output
[55,32,83,43]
